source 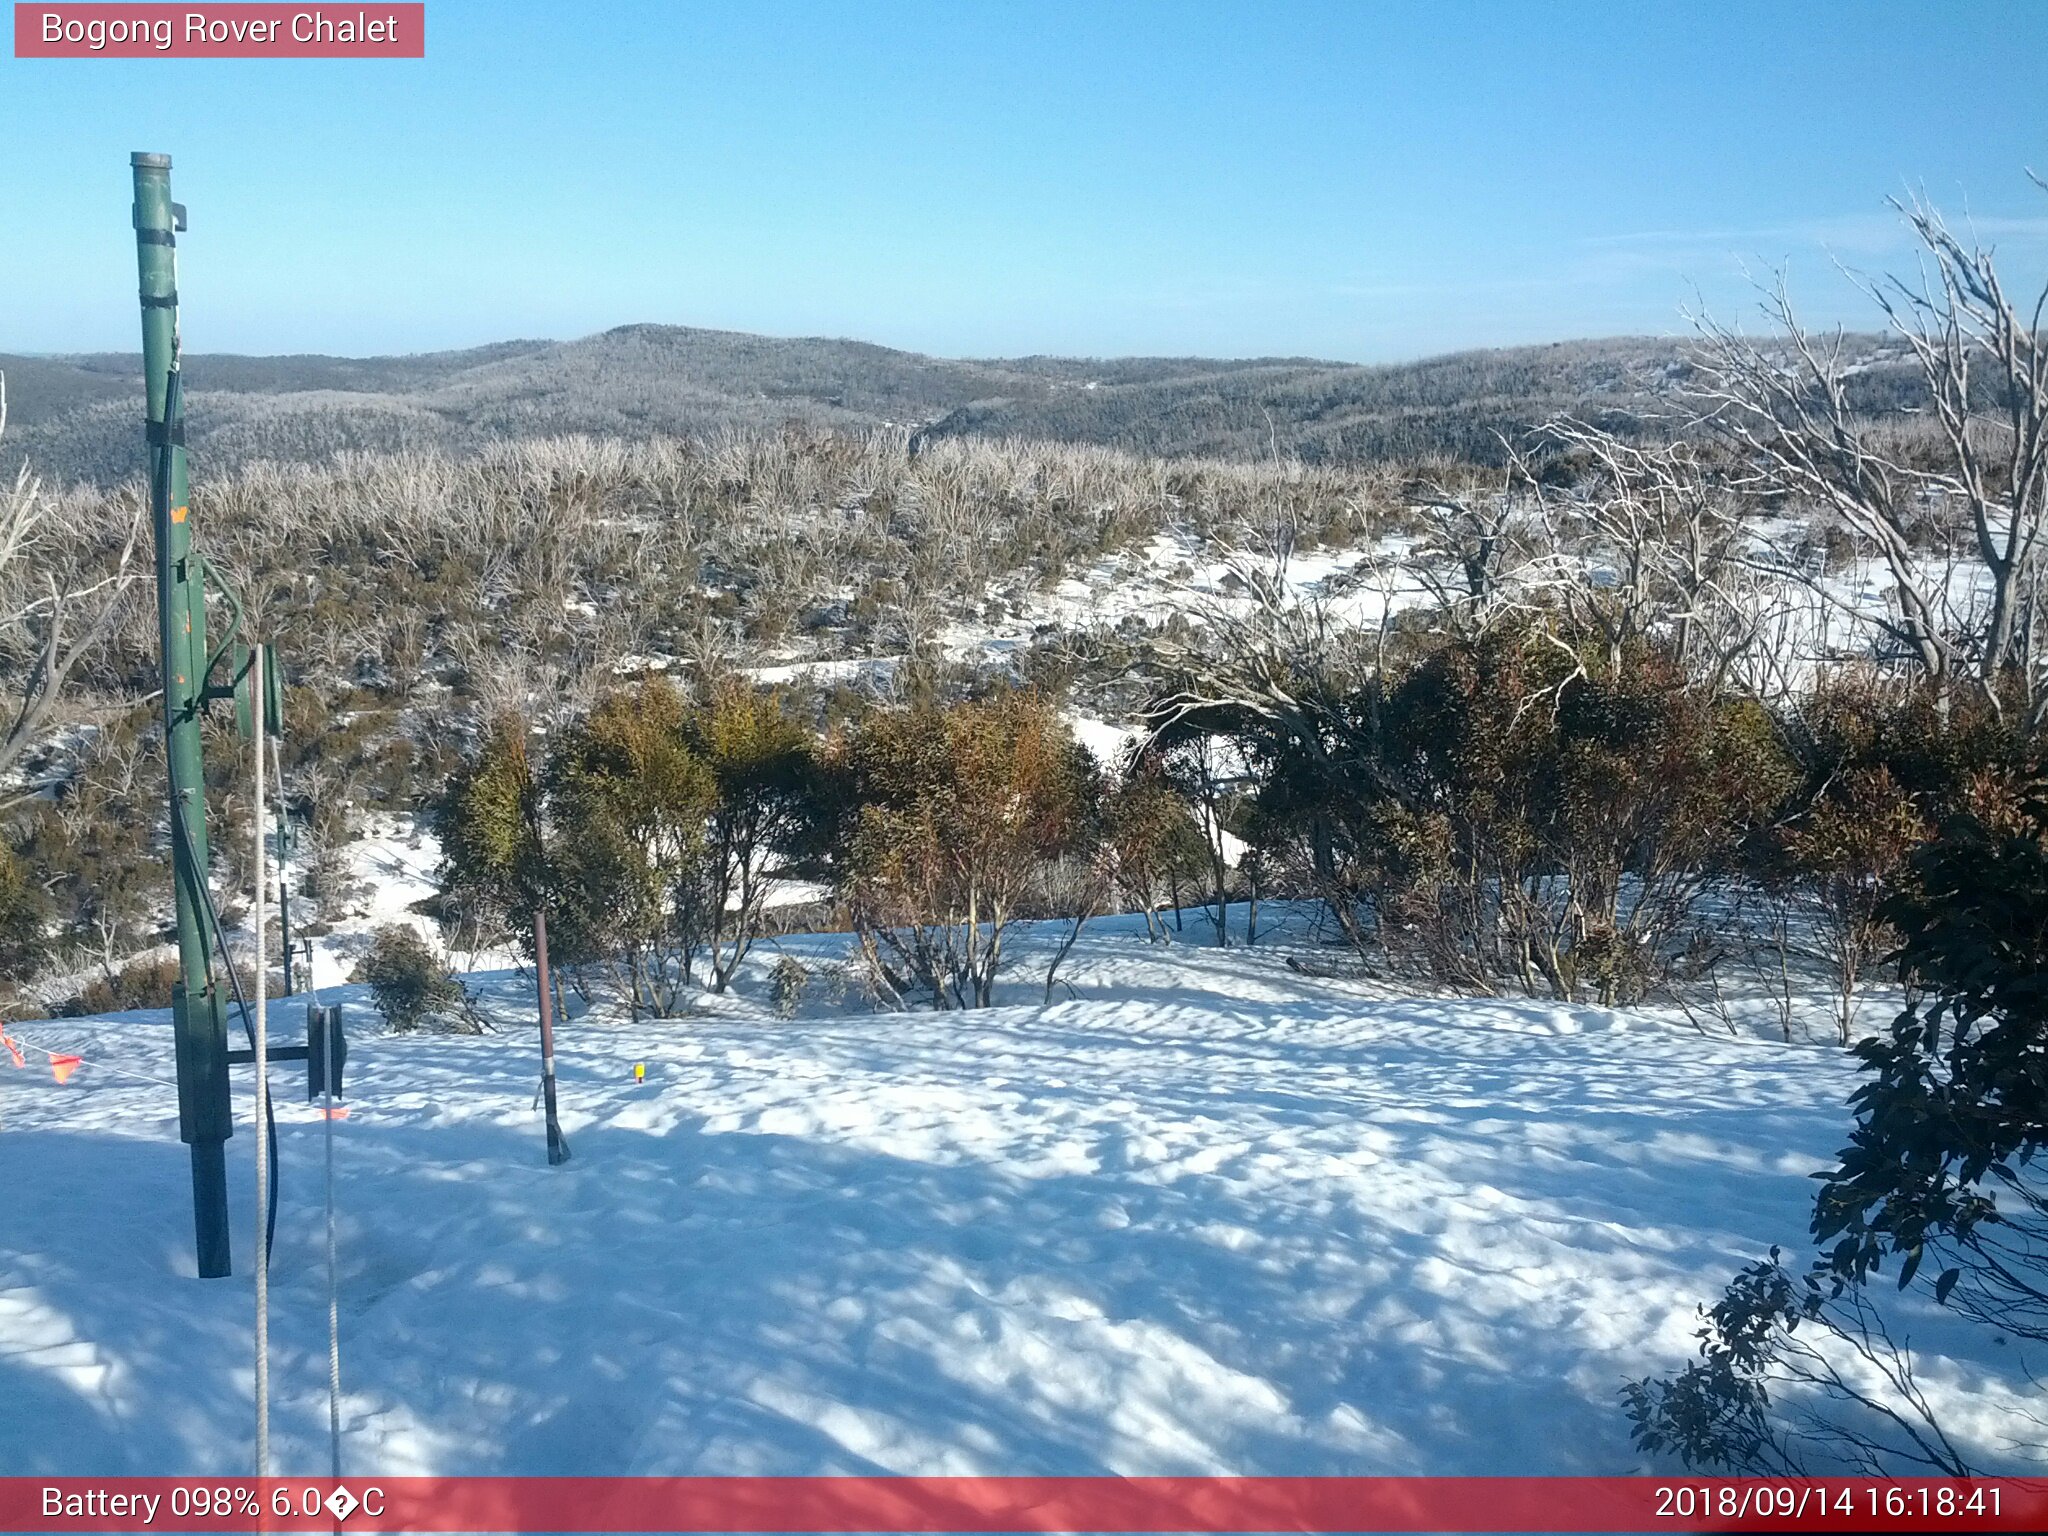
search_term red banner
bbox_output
[3,1477,2047,1533]
[13,5,424,58]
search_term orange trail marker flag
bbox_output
[1,1029,24,1069]
[49,1055,83,1084]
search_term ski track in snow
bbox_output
[0,921,2035,1476]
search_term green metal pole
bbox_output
[134,151,233,1279]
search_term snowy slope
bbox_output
[0,921,2036,1477]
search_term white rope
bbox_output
[4,1022,201,1097]
[11,1044,182,1095]
[286,725,345,1482]
[251,642,270,1478]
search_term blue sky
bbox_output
[4,0,2045,361]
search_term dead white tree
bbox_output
[1689,184,2048,719]
[1510,420,1782,694]
[1410,473,1527,634]
[1141,543,1362,749]
[0,375,146,787]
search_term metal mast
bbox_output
[134,151,234,1278]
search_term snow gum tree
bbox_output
[1742,677,2028,1044]
[1775,766,1925,1045]
[1223,626,1796,1003]
[1150,728,1249,948]
[1103,755,1206,942]
[838,691,1097,1009]
[691,683,827,994]
[434,713,553,958]
[546,681,718,1017]
[436,683,830,1015]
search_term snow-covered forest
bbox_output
[4,189,2047,1481]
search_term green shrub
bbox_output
[838,690,1100,1009]
[0,841,48,985]
[768,953,809,1018]
[360,924,467,1031]
[60,955,181,1017]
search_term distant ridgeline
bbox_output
[0,325,1927,485]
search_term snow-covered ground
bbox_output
[3,915,2036,1477]
[728,527,1436,698]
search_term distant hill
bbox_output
[0,323,1917,486]
[921,340,1698,464]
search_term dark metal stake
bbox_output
[534,911,570,1166]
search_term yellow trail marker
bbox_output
[634,1062,646,1084]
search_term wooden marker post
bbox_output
[534,911,570,1166]
[251,642,270,1474]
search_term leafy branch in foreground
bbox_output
[1626,778,2048,1474]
